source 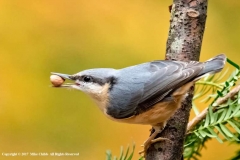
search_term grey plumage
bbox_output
[106,54,226,119]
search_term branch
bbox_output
[146,0,208,159]
[187,84,240,132]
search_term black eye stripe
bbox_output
[71,75,117,86]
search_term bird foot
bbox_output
[138,124,168,157]
[151,137,171,144]
[139,137,171,157]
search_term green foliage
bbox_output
[184,58,240,160]
[193,69,228,102]
[105,144,144,160]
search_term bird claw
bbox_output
[151,137,172,144]
[139,124,168,157]
[138,137,171,157]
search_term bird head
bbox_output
[51,68,117,97]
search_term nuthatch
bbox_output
[51,54,226,154]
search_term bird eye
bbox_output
[83,76,92,82]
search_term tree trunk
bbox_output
[146,0,208,159]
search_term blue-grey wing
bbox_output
[107,60,204,119]
[136,61,203,110]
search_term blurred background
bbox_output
[0,0,240,159]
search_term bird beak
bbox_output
[51,72,75,88]
[51,72,73,80]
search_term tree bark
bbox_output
[146,0,208,159]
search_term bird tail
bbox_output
[196,54,226,80]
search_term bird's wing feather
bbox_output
[107,60,204,119]
[135,61,203,114]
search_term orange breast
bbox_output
[109,99,181,126]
